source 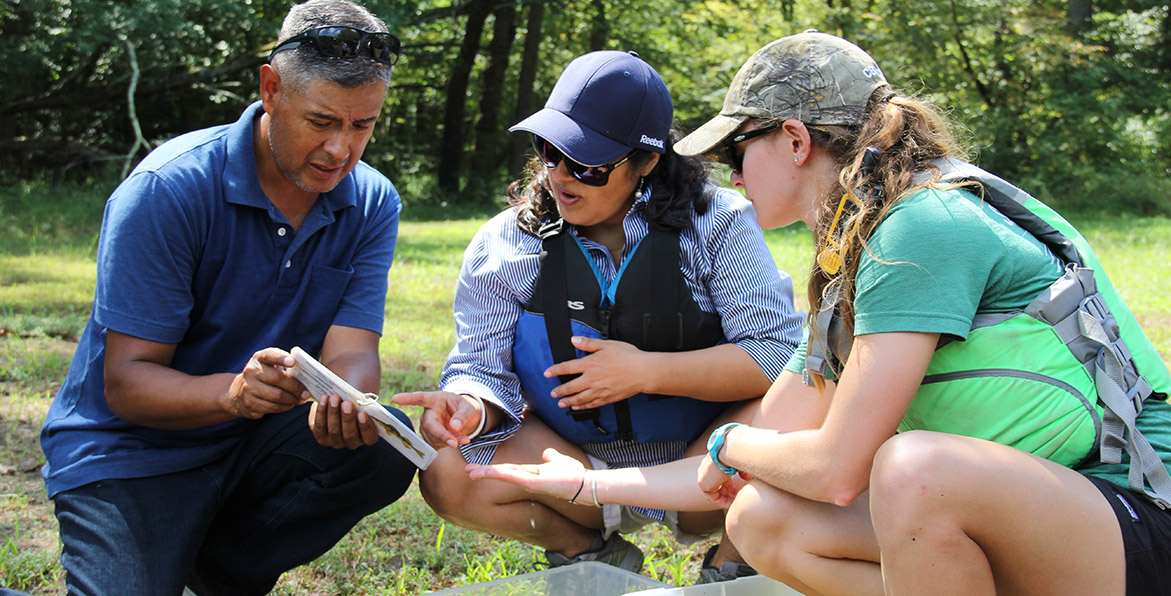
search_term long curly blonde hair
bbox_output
[792,88,970,381]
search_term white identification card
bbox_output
[289,346,437,469]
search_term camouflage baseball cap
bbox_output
[676,31,888,157]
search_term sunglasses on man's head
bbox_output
[269,26,400,66]
[532,135,633,187]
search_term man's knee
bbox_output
[55,482,201,595]
[318,407,418,505]
[361,441,418,504]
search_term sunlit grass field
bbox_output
[1,178,1168,594]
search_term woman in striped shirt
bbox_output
[394,50,802,581]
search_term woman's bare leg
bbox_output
[419,416,604,557]
[869,431,1124,596]
[726,481,884,596]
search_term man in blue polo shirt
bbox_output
[37,1,415,594]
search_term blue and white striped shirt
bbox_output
[444,186,803,479]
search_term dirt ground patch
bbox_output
[0,338,73,592]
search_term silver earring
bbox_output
[794,156,800,163]
[634,177,647,199]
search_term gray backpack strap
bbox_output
[1027,266,1166,506]
[934,158,1170,508]
[1081,304,1167,506]
[829,301,854,369]
[804,279,853,386]
[804,280,838,386]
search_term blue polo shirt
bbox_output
[40,102,401,498]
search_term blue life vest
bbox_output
[513,220,729,445]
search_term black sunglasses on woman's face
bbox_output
[532,135,633,187]
[269,26,401,66]
[722,122,781,176]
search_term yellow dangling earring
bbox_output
[816,191,863,275]
[817,147,884,275]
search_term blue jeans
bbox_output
[53,404,416,596]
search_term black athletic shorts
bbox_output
[1087,475,1171,595]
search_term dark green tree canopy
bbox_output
[2,0,1168,213]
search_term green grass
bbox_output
[2,179,1169,594]
[1073,217,1171,355]
[381,218,482,394]
[0,181,722,594]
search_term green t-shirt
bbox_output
[784,186,1171,488]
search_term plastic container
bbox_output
[630,575,805,596]
[428,561,670,596]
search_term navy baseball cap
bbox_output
[510,50,673,167]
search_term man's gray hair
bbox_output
[271,0,392,91]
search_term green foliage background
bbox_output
[2,0,1169,211]
[2,2,1171,588]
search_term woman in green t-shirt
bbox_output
[466,32,1171,595]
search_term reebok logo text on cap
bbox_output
[639,135,665,149]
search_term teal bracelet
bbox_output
[706,422,743,476]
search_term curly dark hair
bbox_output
[508,130,714,236]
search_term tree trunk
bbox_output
[470,0,518,189]
[837,0,854,39]
[437,0,493,195]
[588,0,609,51]
[507,0,546,179]
[1067,0,1092,38]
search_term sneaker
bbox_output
[545,532,645,573]
[696,544,758,584]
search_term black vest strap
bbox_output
[639,228,682,406]
[645,226,683,352]
[539,220,579,386]
[539,221,606,431]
